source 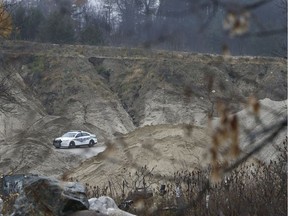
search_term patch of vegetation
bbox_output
[1,193,19,215]
[71,138,287,216]
[27,56,47,74]
[22,56,49,88]
[97,66,111,81]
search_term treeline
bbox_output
[7,0,287,56]
[9,0,108,45]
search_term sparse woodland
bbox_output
[0,0,286,57]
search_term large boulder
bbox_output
[88,196,135,216]
[11,176,89,216]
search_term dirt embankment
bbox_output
[0,40,286,179]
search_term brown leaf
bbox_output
[248,96,260,116]
[0,4,12,38]
[230,115,238,132]
[210,146,218,161]
[223,11,250,37]
[211,162,222,183]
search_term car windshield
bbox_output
[62,132,77,138]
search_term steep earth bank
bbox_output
[0,40,286,178]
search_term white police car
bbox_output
[53,131,97,148]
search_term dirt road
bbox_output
[53,145,106,159]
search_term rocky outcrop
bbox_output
[9,176,134,216]
[11,176,89,216]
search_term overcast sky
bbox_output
[89,0,101,6]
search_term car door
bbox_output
[74,133,83,146]
[81,132,90,145]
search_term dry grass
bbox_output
[79,138,286,215]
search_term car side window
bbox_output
[82,133,89,136]
[76,133,82,138]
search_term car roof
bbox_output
[68,130,90,133]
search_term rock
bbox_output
[89,196,118,210]
[68,210,107,216]
[88,57,104,66]
[89,196,135,216]
[11,176,89,216]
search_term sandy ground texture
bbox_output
[54,145,107,159]
[67,98,287,188]
[66,124,210,187]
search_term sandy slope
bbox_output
[0,41,286,181]
[237,99,287,161]
[68,98,287,188]
[67,124,210,186]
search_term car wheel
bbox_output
[69,141,75,148]
[55,146,60,149]
[88,140,94,147]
